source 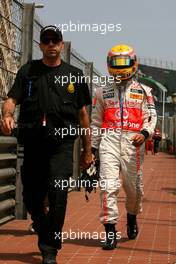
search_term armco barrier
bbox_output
[0,136,17,224]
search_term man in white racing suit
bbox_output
[91,44,157,250]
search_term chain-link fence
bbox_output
[0,0,23,100]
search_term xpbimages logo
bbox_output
[54,73,121,86]
[54,229,122,242]
[55,21,122,35]
[54,178,121,190]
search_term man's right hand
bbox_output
[1,116,15,135]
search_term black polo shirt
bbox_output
[8,59,91,124]
[8,60,91,141]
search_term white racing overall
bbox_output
[91,80,157,224]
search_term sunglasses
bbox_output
[41,37,61,45]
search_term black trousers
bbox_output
[21,136,74,249]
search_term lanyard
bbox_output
[28,80,32,96]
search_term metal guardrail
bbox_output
[0,136,17,225]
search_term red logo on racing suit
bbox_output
[102,107,143,131]
[115,108,129,120]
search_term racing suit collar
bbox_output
[115,79,132,89]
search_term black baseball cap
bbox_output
[40,25,63,41]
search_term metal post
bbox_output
[62,41,71,64]
[20,3,35,65]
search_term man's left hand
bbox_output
[80,151,93,169]
[131,134,145,147]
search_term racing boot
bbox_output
[102,223,117,250]
[127,213,138,240]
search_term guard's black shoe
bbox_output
[38,243,57,264]
[127,213,138,240]
[28,222,36,234]
[102,224,117,250]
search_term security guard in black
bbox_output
[7,59,91,250]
